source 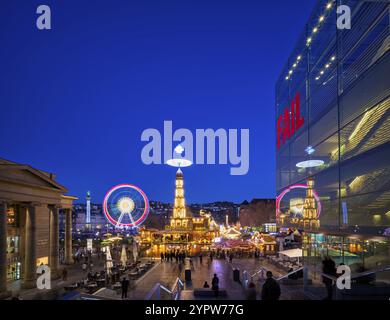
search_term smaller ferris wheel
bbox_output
[103,184,150,229]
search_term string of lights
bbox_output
[315,55,336,81]
[285,0,335,81]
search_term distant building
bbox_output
[239,199,276,227]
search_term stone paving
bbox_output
[8,256,311,300]
[132,257,308,300]
[8,255,107,299]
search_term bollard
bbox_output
[233,268,240,282]
[185,269,191,281]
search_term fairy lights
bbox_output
[285,55,304,80]
[315,55,336,81]
[285,1,335,81]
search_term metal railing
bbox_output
[242,266,268,289]
[242,265,307,289]
[145,277,184,300]
[276,267,304,282]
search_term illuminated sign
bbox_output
[277,92,304,149]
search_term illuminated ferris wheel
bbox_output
[103,184,150,229]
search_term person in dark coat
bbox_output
[211,274,219,297]
[261,271,281,301]
[322,256,336,300]
[245,282,257,300]
[121,277,130,299]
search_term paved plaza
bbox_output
[9,255,310,300]
[99,257,308,300]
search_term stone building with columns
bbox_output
[0,158,77,298]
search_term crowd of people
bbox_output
[157,249,285,300]
[160,250,188,263]
[12,238,344,301]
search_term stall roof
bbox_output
[278,248,302,258]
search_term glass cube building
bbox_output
[276,0,390,278]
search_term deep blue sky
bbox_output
[0,0,314,204]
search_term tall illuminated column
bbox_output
[173,168,186,219]
[86,191,91,229]
[302,178,320,229]
[167,144,193,231]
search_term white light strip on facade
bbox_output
[296,160,324,168]
[316,55,336,81]
[286,1,335,81]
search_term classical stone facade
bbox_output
[0,158,76,298]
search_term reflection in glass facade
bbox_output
[276,0,390,274]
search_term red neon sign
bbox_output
[277,92,304,149]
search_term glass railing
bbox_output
[305,264,390,300]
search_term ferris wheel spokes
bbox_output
[103,184,150,229]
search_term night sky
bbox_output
[0,0,315,204]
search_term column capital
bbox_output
[48,204,61,211]
[20,202,41,208]
[0,200,11,206]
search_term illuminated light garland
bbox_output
[276,184,322,220]
[285,55,303,80]
[315,55,336,81]
[285,1,335,81]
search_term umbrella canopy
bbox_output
[105,246,113,274]
[120,245,127,266]
[278,248,303,258]
[132,240,138,262]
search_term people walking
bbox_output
[178,262,183,275]
[245,282,257,300]
[207,256,212,269]
[261,271,281,301]
[322,256,336,300]
[211,273,219,297]
[121,277,130,299]
[62,267,68,281]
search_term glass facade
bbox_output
[276,0,390,273]
[6,205,22,281]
